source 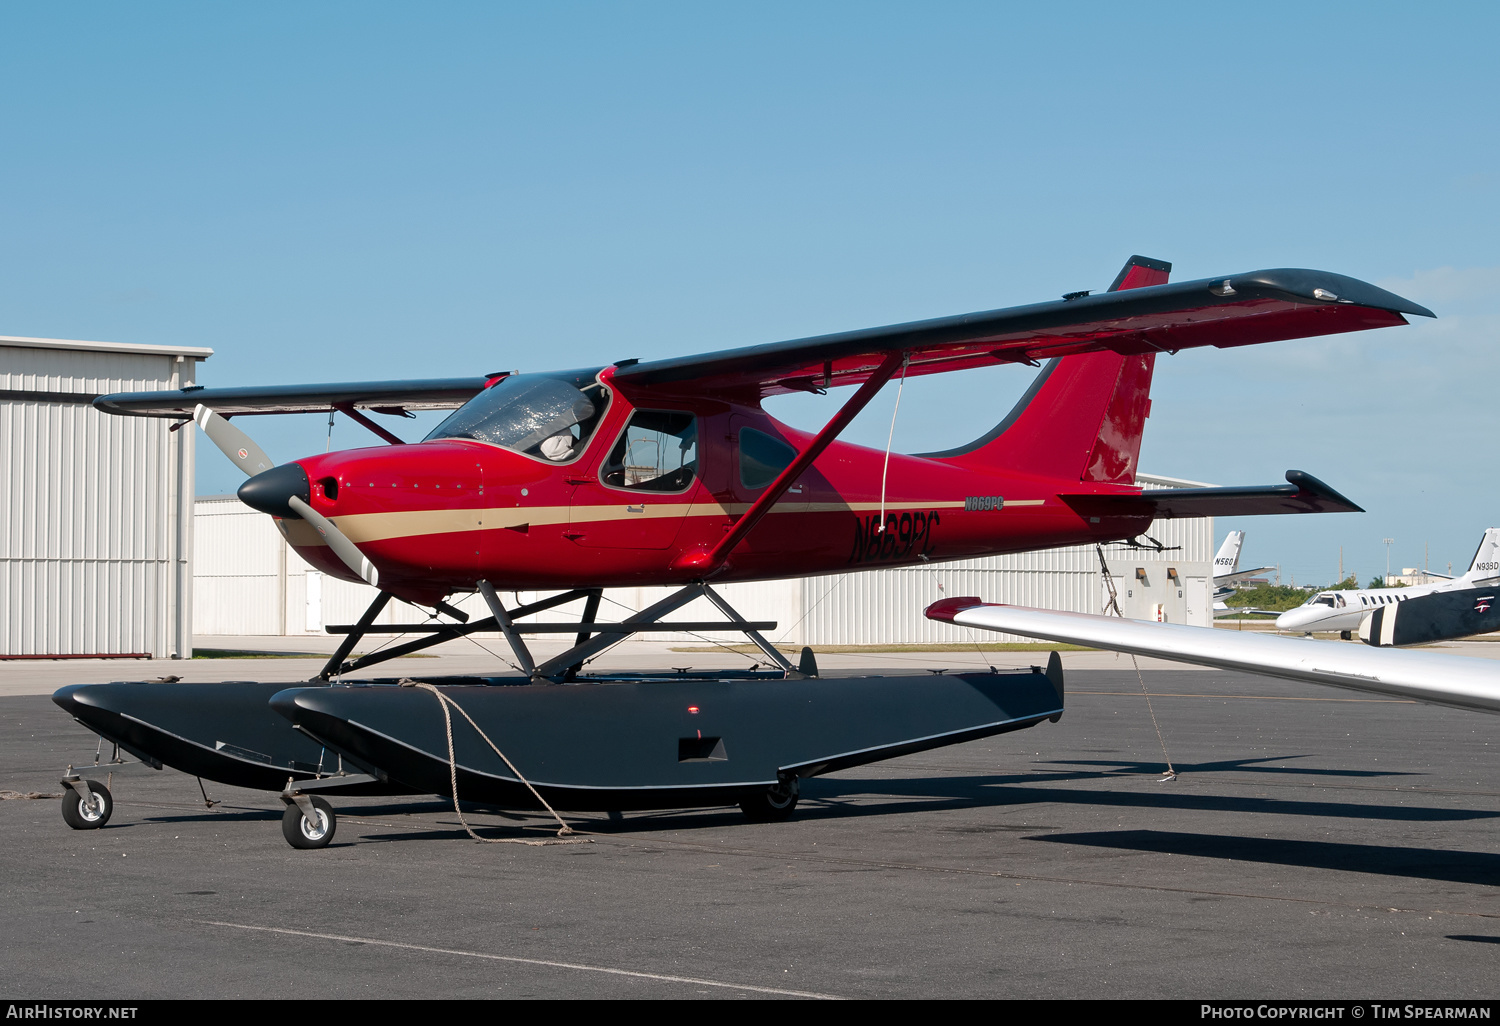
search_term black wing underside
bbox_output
[93,265,1431,416]
[613,268,1431,398]
[93,377,490,418]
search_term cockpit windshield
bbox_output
[425,373,607,462]
[1307,594,1337,608]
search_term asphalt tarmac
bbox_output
[3,662,1498,1000]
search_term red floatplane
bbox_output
[54,256,1430,846]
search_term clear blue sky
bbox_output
[3,2,1496,585]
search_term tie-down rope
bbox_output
[1096,546,1177,782]
[876,353,911,532]
[401,680,588,843]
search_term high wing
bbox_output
[1062,470,1363,517]
[614,267,1433,398]
[926,599,1500,716]
[94,265,1431,415]
[93,377,490,418]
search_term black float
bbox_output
[53,658,1064,849]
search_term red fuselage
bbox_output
[278,368,1151,606]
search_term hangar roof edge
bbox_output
[0,335,214,359]
[1139,471,1213,489]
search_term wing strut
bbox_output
[693,351,905,573]
[334,403,408,446]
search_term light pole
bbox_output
[1383,538,1395,586]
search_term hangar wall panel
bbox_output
[2,337,208,658]
[193,497,455,636]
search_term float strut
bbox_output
[319,590,393,680]
[566,590,604,681]
[477,580,537,677]
[702,585,795,674]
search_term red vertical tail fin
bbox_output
[1107,254,1171,292]
[917,256,1169,484]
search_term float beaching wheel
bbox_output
[61,779,113,830]
[739,777,799,822]
[282,795,336,849]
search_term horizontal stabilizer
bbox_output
[1216,566,1276,585]
[1060,470,1362,520]
[925,600,1500,716]
[1212,606,1280,618]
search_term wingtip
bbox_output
[924,596,989,623]
[1284,470,1365,513]
[1231,269,1435,320]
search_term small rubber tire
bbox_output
[61,780,113,830]
[739,778,799,822]
[282,796,336,849]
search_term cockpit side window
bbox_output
[739,428,796,491]
[424,375,607,462]
[601,410,697,493]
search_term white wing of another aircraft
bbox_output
[926,599,1500,715]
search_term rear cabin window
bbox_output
[601,410,698,493]
[739,428,796,491]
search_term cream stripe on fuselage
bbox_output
[279,498,1042,547]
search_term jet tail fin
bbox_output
[1213,531,1246,578]
[1463,528,1500,582]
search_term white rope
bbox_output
[401,680,587,842]
[1096,546,1177,781]
[876,354,911,533]
[774,573,847,646]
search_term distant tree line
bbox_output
[1224,573,1408,612]
[1224,585,1311,612]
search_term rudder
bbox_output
[1465,529,1500,582]
[1214,531,1246,576]
[918,256,1170,484]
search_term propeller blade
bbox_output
[287,495,380,588]
[194,404,275,477]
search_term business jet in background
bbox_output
[1211,530,1275,615]
[1274,528,1500,636]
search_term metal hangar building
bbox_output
[1,335,211,659]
